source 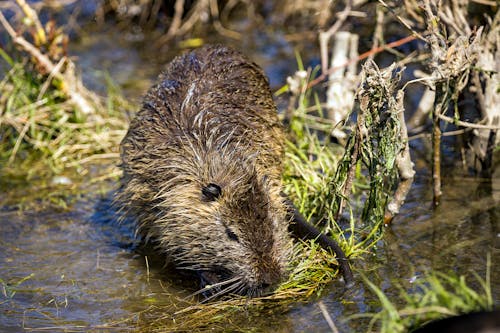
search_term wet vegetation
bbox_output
[0,0,498,332]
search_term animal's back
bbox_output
[122,45,284,175]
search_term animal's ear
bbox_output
[201,183,222,202]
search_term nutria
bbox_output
[118,45,352,298]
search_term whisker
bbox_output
[200,280,244,303]
[184,275,242,300]
[234,283,247,296]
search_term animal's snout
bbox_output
[257,266,285,292]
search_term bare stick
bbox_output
[432,86,444,206]
[209,0,241,39]
[384,91,415,223]
[436,112,500,130]
[319,0,353,76]
[318,301,340,333]
[156,0,209,46]
[165,0,185,39]
[422,0,446,206]
[378,0,426,40]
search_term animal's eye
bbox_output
[201,183,222,202]
[226,228,239,242]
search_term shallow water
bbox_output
[1,171,497,332]
[1,14,499,333]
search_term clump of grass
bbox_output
[356,262,493,333]
[283,119,384,259]
[0,50,129,177]
[0,2,131,178]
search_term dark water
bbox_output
[1,19,499,333]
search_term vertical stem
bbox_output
[334,107,364,221]
[284,94,297,127]
[432,84,444,206]
[15,0,46,45]
[166,0,185,38]
[334,136,360,221]
[384,91,415,223]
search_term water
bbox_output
[1,15,499,333]
[1,175,496,332]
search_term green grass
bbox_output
[354,261,493,333]
[0,50,129,177]
[0,273,35,304]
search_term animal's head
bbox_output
[146,136,293,298]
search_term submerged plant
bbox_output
[0,273,35,303]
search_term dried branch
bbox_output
[165,0,185,39]
[421,0,486,204]
[209,0,242,39]
[378,0,426,40]
[437,113,500,130]
[385,90,415,223]
[0,8,95,115]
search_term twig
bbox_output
[308,35,417,89]
[0,11,54,71]
[384,91,415,224]
[378,0,426,40]
[422,0,446,206]
[209,0,241,39]
[8,117,30,164]
[15,0,46,45]
[318,301,340,333]
[432,86,444,207]
[436,112,500,130]
[0,9,94,114]
[369,4,385,62]
[38,56,66,100]
[166,0,185,38]
[334,107,363,222]
[319,0,353,75]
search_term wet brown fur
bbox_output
[118,45,293,297]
